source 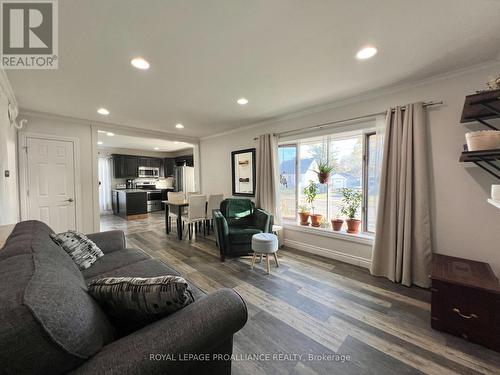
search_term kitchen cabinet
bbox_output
[113,155,139,178]
[164,158,175,176]
[175,155,194,167]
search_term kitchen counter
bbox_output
[113,189,148,193]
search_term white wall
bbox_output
[0,93,19,225]
[200,62,500,274]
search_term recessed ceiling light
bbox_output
[175,123,184,129]
[106,132,115,137]
[174,141,179,144]
[97,141,103,145]
[356,46,377,60]
[153,147,159,150]
[97,130,107,133]
[131,57,150,70]
[237,98,249,105]
[97,108,110,115]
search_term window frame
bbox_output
[362,130,376,233]
[278,126,377,236]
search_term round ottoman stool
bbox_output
[251,233,279,274]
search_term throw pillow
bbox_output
[88,276,195,331]
[50,230,104,270]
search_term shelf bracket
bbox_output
[473,161,500,179]
[475,117,499,130]
[479,102,500,116]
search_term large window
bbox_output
[278,128,380,234]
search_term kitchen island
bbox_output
[111,189,148,220]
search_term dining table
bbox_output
[162,200,189,240]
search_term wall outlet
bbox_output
[4,170,9,178]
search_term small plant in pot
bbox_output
[331,214,344,231]
[339,187,362,234]
[298,205,310,226]
[304,180,322,227]
[313,160,334,184]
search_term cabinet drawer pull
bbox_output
[452,308,478,319]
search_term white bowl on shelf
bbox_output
[465,130,500,151]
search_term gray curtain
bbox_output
[370,102,432,288]
[255,134,279,222]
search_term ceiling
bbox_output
[97,131,193,152]
[7,0,500,138]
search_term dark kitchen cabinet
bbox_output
[175,155,194,167]
[113,190,147,218]
[113,155,139,178]
[138,157,151,168]
[164,158,175,176]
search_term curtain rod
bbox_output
[253,100,443,140]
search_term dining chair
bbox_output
[182,195,207,240]
[167,191,185,231]
[187,191,200,196]
[206,194,224,234]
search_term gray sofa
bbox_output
[0,221,247,375]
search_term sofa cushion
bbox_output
[85,258,205,300]
[229,226,262,244]
[50,230,104,270]
[88,276,195,332]
[0,221,115,375]
[81,249,150,279]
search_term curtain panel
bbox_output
[370,103,432,288]
[255,134,280,223]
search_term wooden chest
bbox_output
[430,254,500,352]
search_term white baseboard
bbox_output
[283,239,372,269]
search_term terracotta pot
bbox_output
[346,219,361,234]
[298,212,310,225]
[331,219,344,231]
[310,214,322,227]
[318,172,330,184]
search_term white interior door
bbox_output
[26,137,77,232]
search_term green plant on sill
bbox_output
[303,180,319,214]
[339,187,362,220]
[298,205,309,214]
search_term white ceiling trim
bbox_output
[20,108,199,144]
[200,59,500,141]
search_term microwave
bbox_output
[138,166,160,178]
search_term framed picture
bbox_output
[231,148,256,197]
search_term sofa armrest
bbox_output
[70,288,247,375]
[253,209,273,232]
[86,230,126,254]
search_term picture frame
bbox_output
[231,148,256,197]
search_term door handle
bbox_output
[452,308,478,319]
[66,198,74,203]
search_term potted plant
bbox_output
[339,188,362,234]
[298,205,310,226]
[304,180,322,227]
[313,160,334,184]
[331,214,344,231]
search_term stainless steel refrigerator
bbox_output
[174,166,195,195]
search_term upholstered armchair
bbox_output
[213,198,273,261]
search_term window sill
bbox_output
[282,221,374,245]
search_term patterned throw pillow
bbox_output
[50,231,104,270]
[88,276,195,332]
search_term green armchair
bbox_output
[213,198,273,261]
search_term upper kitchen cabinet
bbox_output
[164,158,175,176]
[113,155,139,178]
[138,157,162,169]
[175,155,194,167]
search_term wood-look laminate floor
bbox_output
[100,212,500,375]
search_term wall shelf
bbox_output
[459,90,500,180]
[487,199,500,209]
